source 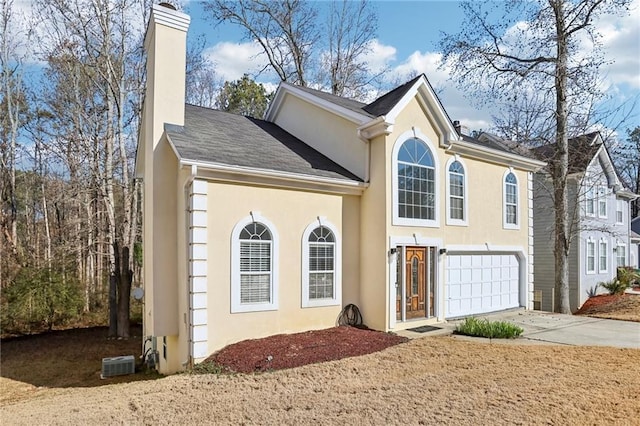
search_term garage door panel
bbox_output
[445,253,521,318]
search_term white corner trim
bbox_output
[231,213,280,313]
[301,219,342,308]
[391,129,440,228]
[189,179,208,362]
[445,155,469,227]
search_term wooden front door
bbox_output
[405,246,426,319]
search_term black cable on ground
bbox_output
[337,303,366,328]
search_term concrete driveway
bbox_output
[399,309,640,349]
[446,309,640,349]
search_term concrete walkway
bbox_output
[397,309,640,349]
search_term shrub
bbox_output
[617,267,640,288]
[0,267,84,333]
[455,317,523,339]
[599,278,629,295]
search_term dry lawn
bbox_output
[2,334,639,425]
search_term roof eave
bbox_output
[178,158,367,196]
[449,139,546,171]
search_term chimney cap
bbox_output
[158,2,176,10]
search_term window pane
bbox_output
[240,241,271,272]
[397,139,435,219]
[309,273,334,299]
[240,274,270,303]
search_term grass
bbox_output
[454,317,523,339]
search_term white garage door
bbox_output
[445,254,520,318]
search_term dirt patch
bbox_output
[207,326,408,373]
[2,336,639,425]
[575,293,640,322]
[0,325,160,404]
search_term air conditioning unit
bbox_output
[101,355,135,378]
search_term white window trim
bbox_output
[502,168,520,230]
[301,218,342,308]
[598,185,608,218]
[598,238,608,274]
[231,212,280,313]
[391,128,440,228]
[586,238,596,274]
[445,155,468,226]
[615,200,624,224]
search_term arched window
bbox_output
[446,159,467,224]
[397,137,435,220]
[302,220,341,308]
[231,214,279,313]
[504,171,518,228]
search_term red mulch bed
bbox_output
[204,326,408,374]
[574,294,624,314]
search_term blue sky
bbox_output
[184,0,640,137]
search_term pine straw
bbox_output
[575,293,640,322]
[2,336,639,425]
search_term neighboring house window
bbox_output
[302,220,341,308]
[586,239,595,274]
[503,170,518,229]
[585,186,595,216]
[446,158,467,225]
[598,239,608,273]
[231,214,279,313]
[616,243,626,267]
[616,200,624,224]
[598,186,607,218]
[397,138,435,220]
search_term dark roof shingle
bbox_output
[166,104,362,182]
[531,132,601,173]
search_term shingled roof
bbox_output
[531,132,602,174]
[165,104,362,182]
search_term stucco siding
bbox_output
[272,93,367,180]
[204,182,358,354]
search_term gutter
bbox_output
[449,139,547,171]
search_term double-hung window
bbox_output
[447,159,467,225]
[503,171,518,229]
[616,243,626,267]
[598,186,607,218]
[586,239,595,274]
[302,221,341,308]
[616,200,624,224]
[585,186,595,216]
[231,215,279,313]
[598,239,608,273]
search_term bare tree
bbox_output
[321,0,378,98]
[616,127,640,217]
[441,0,633,314]
[203,0,319,87]
[0,0,28,285]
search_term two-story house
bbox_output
[137,4,545,373]
[532,133,638,312]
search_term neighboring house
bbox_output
[631,217,640,268]
[532,133,638,312]
[137,4,545,374]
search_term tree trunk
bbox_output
[552,0,572,314]
[108,241,118,338]
[117,245,132,338]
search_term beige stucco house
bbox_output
[136,4,546,374]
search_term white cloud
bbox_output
[361,39,397,74]
[597,0,640,89]
[203,40,269,82]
